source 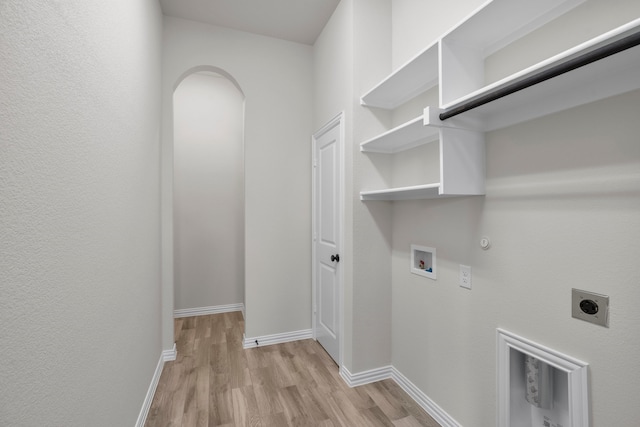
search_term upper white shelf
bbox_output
[360,41,438,109]
[439,18,640,131]
[439,0,588,107]
[360,184,442,201]
[440,0,586,57]
[358,0,640,202]
[359,127,486,201]
[360,108,441,153]
[360,180,486,201]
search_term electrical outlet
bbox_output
[572,289,609,327]
[459,265,471,289]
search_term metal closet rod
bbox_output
[439,30,640,121]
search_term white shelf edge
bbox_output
[360,114,439,154]
[360,183,442,201]
[441,17,640,111]
[360,183,485,201]
[360,41,439,110]
[361,78,439,110]
[439,0,586,57]
[360,106,476,154]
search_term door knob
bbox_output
[331,254,340,262]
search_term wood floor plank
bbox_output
[267,351,296,389]
[288,363,317,391]
[252,383,284,417]
[394,415,432,427]
[331,389,372,426]
[361,406,396,427]
[249,366,285,417]
[210,316,226,345]
[145,312,439,427]
[278,385,316,426]
[209,388,233,426]
[299,384,349,427]
[259,412,288,426]
[180,358,198,427]
[209,343,228,375]
[194,366,209,427]
[340,382,378,411]
[209,372,230,395]
[367,381,410,421]
[379,380,441,427]
[245,347,269,370]
[174,318,185,341]
[232,386,262,427]
[178,329,196,358]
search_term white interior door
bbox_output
[312,114,342,365]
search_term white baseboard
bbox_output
[162,343,177,362]
[390,366,461,427]
[339,365,392,387]
[173,303,244,318]
[243,329,313,349]
[135,344,176,427]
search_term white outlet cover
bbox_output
[459,264,471,289]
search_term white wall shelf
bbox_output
[439,0,587,107]
[360,42,439,109]
[439,17,640,131]
[359,0,640,202]
[360,108,441,154]
[360,126,485,201]
[361,184,441,201]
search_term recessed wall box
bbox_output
[410,245,436,280]
[497,329,589,427]
[572,288,609,327]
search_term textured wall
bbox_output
[0,1,163,426]
[173,72,245,310]
[162,17,313,340]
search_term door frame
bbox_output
[311,111,345,367]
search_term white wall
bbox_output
[162,17,313,340]
[173,72,245,310]
[0,1,163,426]
[391,0,486,68]
[350,0,395,373]
[390,1,640,426]
[314,0,394,373]
[313,0,356,367]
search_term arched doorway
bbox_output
[172,68,245,315]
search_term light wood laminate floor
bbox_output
[145,312,440,427]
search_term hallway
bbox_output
[145,313,440,426]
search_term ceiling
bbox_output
[159,0,341,45]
